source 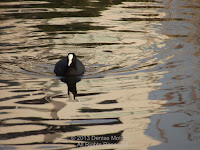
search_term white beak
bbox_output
[68,54,73,66]
[68,60,72,66]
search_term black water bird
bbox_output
[54,53,85,100]
[54,53,85,76]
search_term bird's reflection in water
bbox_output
[60,75,82,101]
[50,75,83,121]
[45,76,83,143]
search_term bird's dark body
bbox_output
[54,54,85,76]
[54,53,85,100]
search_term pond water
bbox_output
[0,0,200,149]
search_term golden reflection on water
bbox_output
[0,0,200,150]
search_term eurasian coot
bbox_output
[54,53,85,76]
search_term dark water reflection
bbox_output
[0,0,200,149]
[60,76,81,101]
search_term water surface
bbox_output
[0,0,200,149]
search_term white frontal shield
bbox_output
[68,54,73,66]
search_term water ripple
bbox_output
[1,0,200,149]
